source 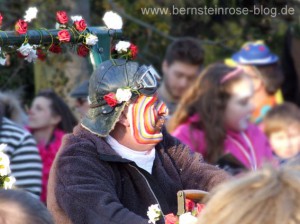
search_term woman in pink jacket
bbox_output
[168,63,274,173]
[28,90,77,202]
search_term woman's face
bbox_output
[28,96,60,129]
[224,76,255,132]
[127,94,169,145]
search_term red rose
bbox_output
[196,203,205,216]
[103,93,118,107]
[77,44,89,57]
[74,19,87,32]
[165,213,178,224]
[17,51,26,58]
[56,11,68,24]
[15,19,28,35]
[185,199,195,212]
[49,44,62,54]
[58,30,70,42]
[37,48,47,61]
[110,46,116,53]
[129,44,138,59]
[0,14,3,27]
[110,46,118,58]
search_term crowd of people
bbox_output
[0,37,300,224]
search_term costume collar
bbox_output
[75,124,165,164]
[105,135,155,174]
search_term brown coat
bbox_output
[47,125,228,224]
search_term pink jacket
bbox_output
[28,128,65,202]
[172,115,273,170]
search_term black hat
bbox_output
[81,59,160,137]
[70,80,89,99]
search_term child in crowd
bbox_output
[263,102,300,163]
[168,63,273,174]
[228,41,284,124]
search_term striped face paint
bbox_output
[128,94,169,145]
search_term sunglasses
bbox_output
[134,65,161,96]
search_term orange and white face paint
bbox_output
[128,94,169,145]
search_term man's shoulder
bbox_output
[61,125,95,149]
[1,117,34,141]
[159,127,182,150]
[58,124,108,159]
[2,117,27,132]
[54,126,116,181]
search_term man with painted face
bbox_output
[47,59,228,224]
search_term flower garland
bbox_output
[103,88,134,107]
[0,7,133,65]
[111,40,138,60]
[147,199,205,224]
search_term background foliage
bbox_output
[0,0,299,106]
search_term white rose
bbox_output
[3,176,16,190]
[71,15,83,22]
[0,47,6,65]
[24,7,38,22]
[0,56,6,66]
[85,34,98,46]
[103,11,123,29]
[0,144,7,151]
[147,204,161,224]
[116,88,132,103]
[0,151,10,176]
[179,212,198,224]
[115,41,130,53]
[55,22,60,29]
[17,43,33,56]
[24,49,37,63]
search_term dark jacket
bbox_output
[47,125,228,224]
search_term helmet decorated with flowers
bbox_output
[81,59,161,136]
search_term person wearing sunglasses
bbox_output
[47,59,228,224]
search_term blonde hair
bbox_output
[198,160,300,224]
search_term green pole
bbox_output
[87,27,122,70]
